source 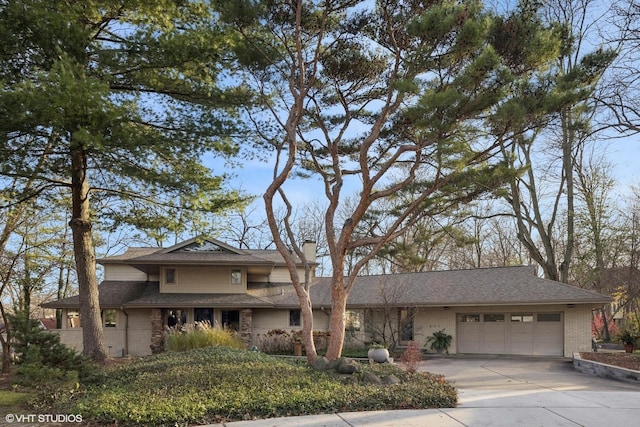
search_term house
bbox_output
[42,237,611,358]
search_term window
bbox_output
[538,313,561,322]
[103,309,117,328]
[231,269,242,285]
[399,307,415,342]
[344,310,361,331]
[458,314,480,323]
[222,310,240,331]
[194,308,213,325]
[167,309,187,328]
[511,314,534,322]
[289,309,301,327]
[166,268,176,284]
[67,311,81,328]
[484,314,505,322]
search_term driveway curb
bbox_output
[573,352,640,385]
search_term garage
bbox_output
[457,312,564,356]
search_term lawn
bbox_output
[0,389,32,412]
[30,347,456,426]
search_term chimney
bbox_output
[302,240,316,263]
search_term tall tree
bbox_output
[499,0,620,282]
[0,1,248,361]
[221,0,576,360]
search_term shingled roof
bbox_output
[42,281,275,309]
[42,265,610,311]
[41,281,150,309]
[97,237,305,267]
[266,266,611,308]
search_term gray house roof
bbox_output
[42,265,611,311]
[41,281,149,309]
[267,266,612,308]
[42,281,275,309]
[97,237,309,269]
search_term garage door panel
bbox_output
[457,312,563,356]
[533,316,563,356]
[481,322,505,354]
[458,321,481,353]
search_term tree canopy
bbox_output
[0,0,249,360]
[214,0,601,359]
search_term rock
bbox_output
[337,359,360,374]
[362,371,383,385]
[311,356,331,371]
[338,374,358,385]
[382,374,401,385]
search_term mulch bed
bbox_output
[579,352,640,371]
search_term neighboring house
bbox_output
[42,237,611,358]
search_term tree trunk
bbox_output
[325,275,348,360]
[0,303,11,374]
[70,146,107,363]
[298,292,317,362]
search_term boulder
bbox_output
[311,356,331,371]
[382,374,401,385]
[337,359,360,374]
[362,371,383,385]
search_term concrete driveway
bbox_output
[421,356,640,426]
[223,356,640,427]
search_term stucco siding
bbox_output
[268,267,305,283]
[54,329,83,354]
[564,304,594,357]
[104,265,148,281]
[126,309,153,356]
[414,308,457,353]
[160,266,246,293]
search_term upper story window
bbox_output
[231,269,242,285]
[166,268,176,285]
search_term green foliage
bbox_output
[38,347,456,425]
[617,329,638,346]
[166,322,245,352]
[9,311,96,386]
[0,0,250,241]
[426,329,453,354]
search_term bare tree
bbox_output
[222,0,577,359]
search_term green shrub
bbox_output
[166,322,245,352]
[426,329,453,354]
[8,311,96,387]
[38,347,457,425]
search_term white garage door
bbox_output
[457,312,563,356]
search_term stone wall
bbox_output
[149,308,164,354]
[240,308,252,346]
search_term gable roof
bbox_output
[97,237,306,268]
[267,266,611,308]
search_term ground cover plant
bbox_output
[34,347,457,425]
